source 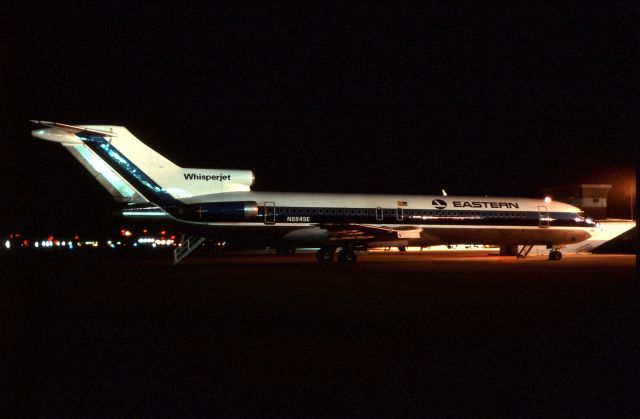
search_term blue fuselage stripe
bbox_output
[174,204,589,228]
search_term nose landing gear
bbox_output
[548,250,563,261]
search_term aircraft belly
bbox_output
[424,226,590,245]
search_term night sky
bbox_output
[3,3,637,234]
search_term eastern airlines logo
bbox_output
[183,173,231,182]
[432,199,519,209]
[432,199,447,209]
[453,200,519,209]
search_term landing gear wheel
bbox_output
[337,249,358,264]
[316,248,335,263]
[548,250,562,261]
[398,246,407,252]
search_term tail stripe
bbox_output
[78,134,180,206]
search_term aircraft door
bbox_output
[264,201,276,224]
[537,206,549,228]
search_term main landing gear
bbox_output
[316,247,334,263]
[548,250,563,261]
[316,246,358,264]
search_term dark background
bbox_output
[2,3,637,235]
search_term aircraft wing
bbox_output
[320,223,423,242]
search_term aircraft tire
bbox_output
[337,249,358,264]
[316,248,335,263]
[548,250,562,261]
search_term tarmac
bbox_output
[3,249,638,416]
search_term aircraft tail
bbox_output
[31,121,254,205]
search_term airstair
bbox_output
[516,244,534,259]
[173,235,206,265]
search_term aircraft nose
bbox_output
[579,230,591,241]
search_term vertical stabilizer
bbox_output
[31,121,254,204]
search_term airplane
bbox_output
[31,121,596,264]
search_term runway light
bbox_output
[544,196,552,204]
[4,240,10,249]
[35,242,39,248]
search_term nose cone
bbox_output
[573,230,591,243]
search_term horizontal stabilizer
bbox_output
[30,120,117,137]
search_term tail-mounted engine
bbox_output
[177,201,259,222]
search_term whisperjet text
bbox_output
[452,200,519,208]
[184,173,231,181]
